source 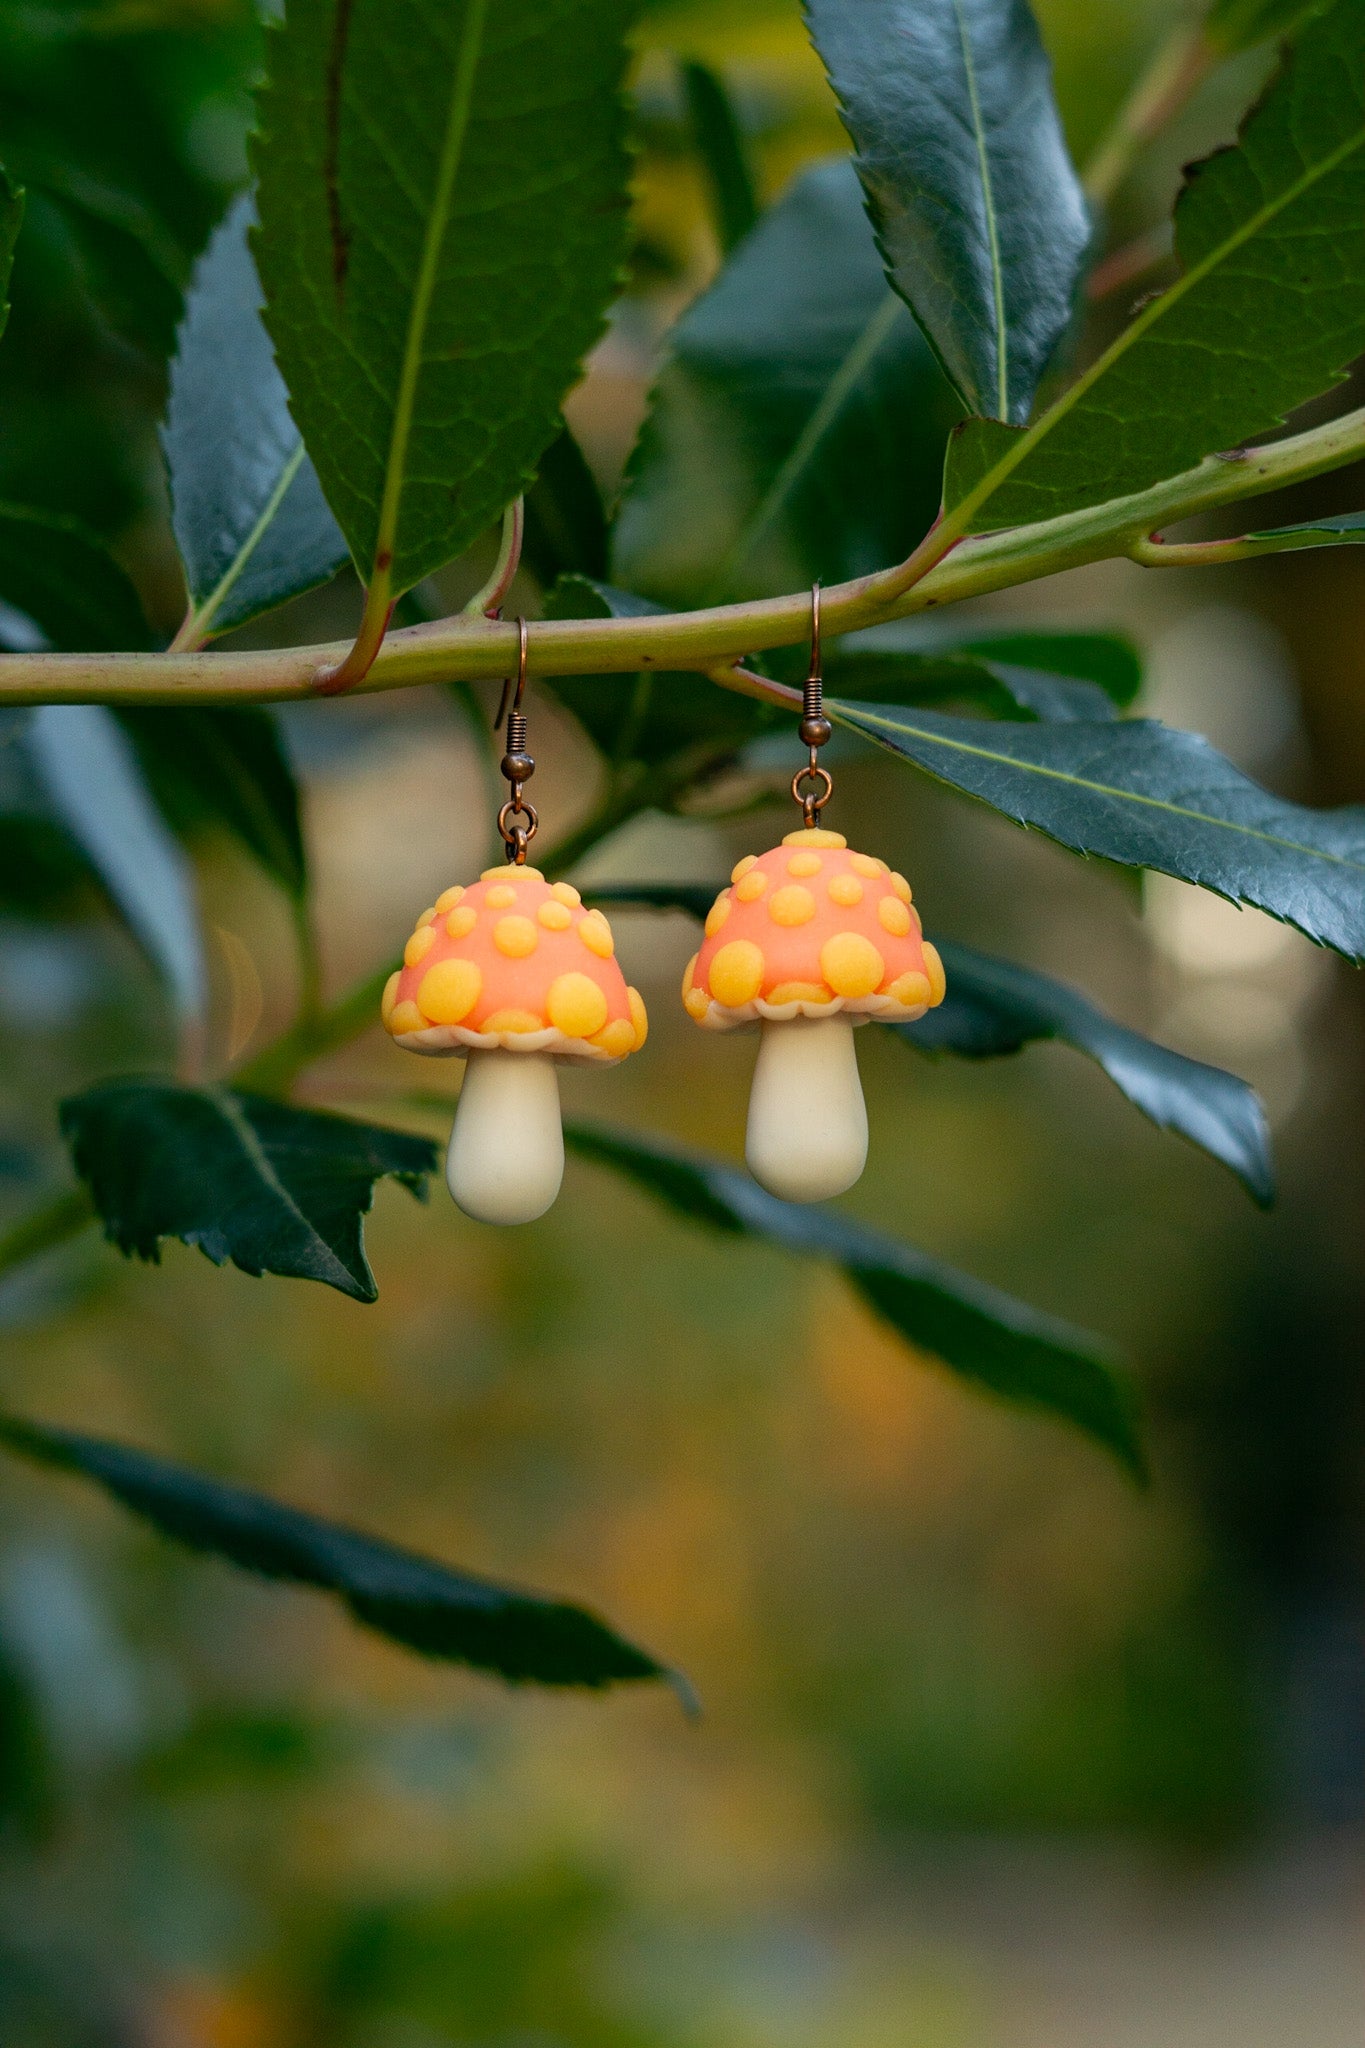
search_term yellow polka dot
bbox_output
[404,924,436,968]
[481,1008,544,1034]
[769,884,816,927]
[435,885,465,914]
[828,873,863,908]
[820,931,884,999]
[417,957,482,1024]
[538,900,573,931]
[381,971,401,1025]
[481,863,542,882]
[922,940,946,1007]
[767,981,833,1006]
[493,914,537,958]
[578,910,614,958]
[486,883,518,909]
[886,969,931,1008]
[551,882,581,908]
[389,1000,425,1035]
[684,986,711,1021]
[889,871,912,903]
[709,939,765,1007]
[547,971,608,1038]
[628,986,648,1049]
[681,952,698,1000]
[731,854,758,883]
[592,1018,636,1059]
[446,905,477,939]
[735,869,768,903]
[417,906,438,926]
[782,828,846,849]
[849,852,885,879]
[878,895,912,937]
[705,893,731,937]
[787,851,823,877]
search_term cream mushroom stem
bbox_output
[446,1049,564,1226]
[745,1014,868,1204]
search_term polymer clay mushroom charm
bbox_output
[383,867,647,1224]
[683,827,945,1202]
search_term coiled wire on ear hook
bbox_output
[791,582,833,827]
[495,617,538,863]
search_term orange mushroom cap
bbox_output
[681,828,946,1029]
[381,866,647,1064]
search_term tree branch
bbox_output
[0,406,1361,708]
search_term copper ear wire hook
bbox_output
[791,581,833,827]
[495,618,538,863]
[493,614,528,731]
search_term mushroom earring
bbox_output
[381,619,647,1225]
[682,585,946,1204]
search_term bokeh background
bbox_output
[0,1,1363,2042]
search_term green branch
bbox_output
[0,405,1361,708]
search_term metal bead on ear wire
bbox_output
[680,583,946,1203]
[379,616,648,1226]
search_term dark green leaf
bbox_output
[543,574,777,763]
[0,503,151,652]
[60,1080,437,1304]
[1205,0,1323,55]
[903,940,1273,1202]
[583,885,1271,1196]
[1240,510,1365,552]
[613,158,961,607]
[252,0,635,596]
[832,697,1365,959]
[565,1121,1141,1474]
[521,425,609,586]
[682,60,760,254]
[955,631,1142,707]
[824,629,1121,721]
[28,709,207,1024]
[804,0,1089,422]
[163,193,348,642]
[947,0,1365,526]
[0,165,24,342]
[0,1413,681,1697]
[113,707,306,901]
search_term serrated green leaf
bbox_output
[543,575,778,764]
[113,707,306,901]
[682,60,760,255]
[613,158,961,607]
[251,0,635,598]
[0,503,151,652]
[163,193,348,642]
[566,1120,1141,1474]
[60,1080,437,1303]
[1205,0,1324,55]
[832,697,1365,959]
[946,0,1365,527]
[902,940,1273,1202]
[0,1413,682,1698]
[584,886,1271,1198]
[804,0,1090,422]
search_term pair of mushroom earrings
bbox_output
[381,595,946,1224]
